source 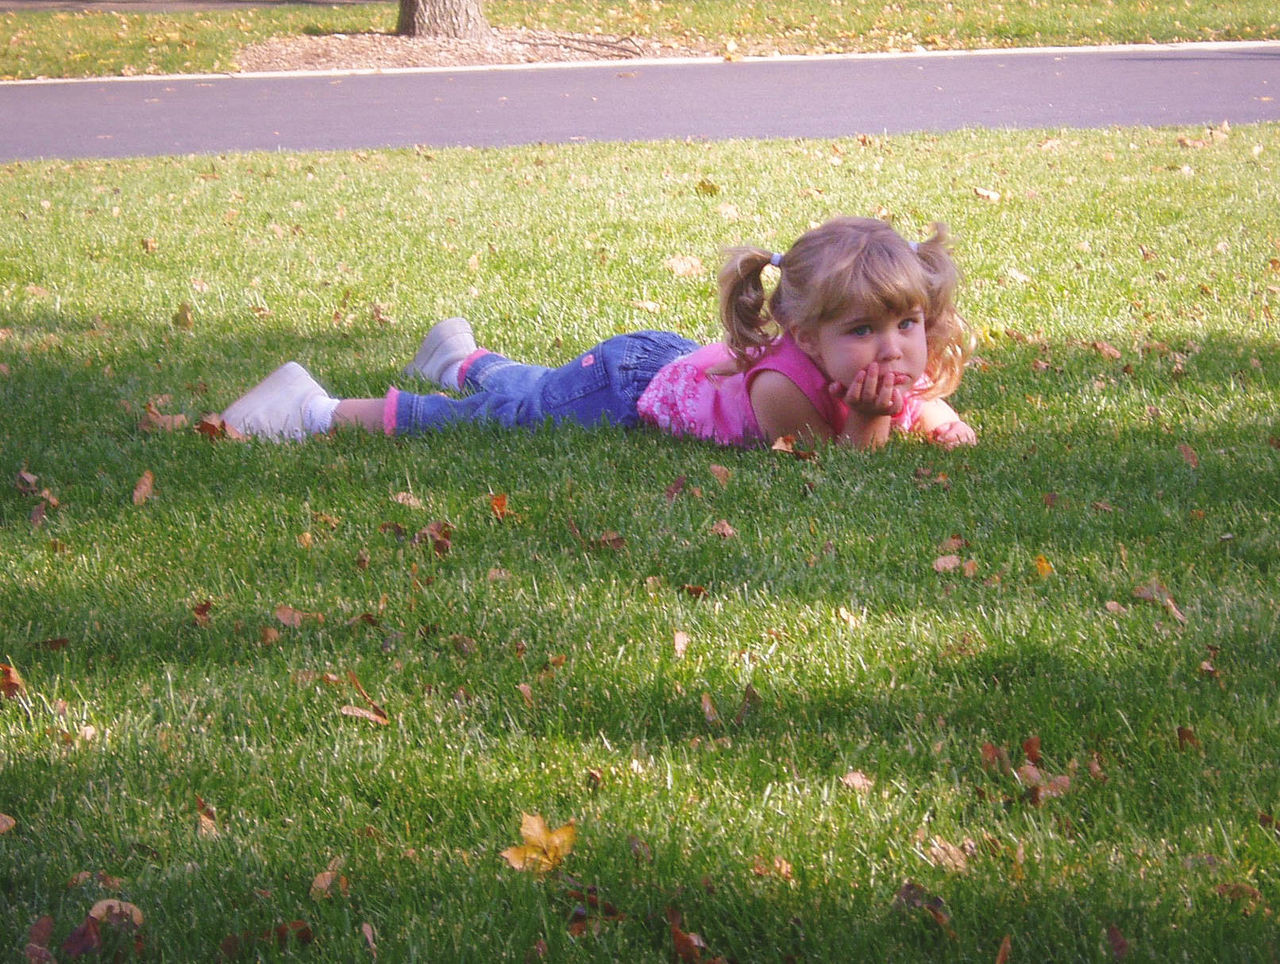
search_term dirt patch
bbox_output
[235,27,719,72]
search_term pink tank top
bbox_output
[637,334,923,447]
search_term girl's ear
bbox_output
[790,324,820,358]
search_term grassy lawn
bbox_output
[3,124,1280,959]
[2,0,1279,80]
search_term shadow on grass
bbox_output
[3,319,1280,956]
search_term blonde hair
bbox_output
[717,216,973,398]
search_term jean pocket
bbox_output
[538,351,612,413]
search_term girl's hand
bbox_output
[831,362,909,417]
[930,420,977,448]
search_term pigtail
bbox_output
[913,222,974,398]
[717,246,779,369]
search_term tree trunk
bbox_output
[396,0,489,40]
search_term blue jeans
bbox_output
[394,330,697,434]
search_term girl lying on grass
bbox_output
[223,216,977,450]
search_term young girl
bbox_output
[222,216,976,450]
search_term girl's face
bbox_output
[794,305,929,390]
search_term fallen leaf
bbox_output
[275,604,323,628]
[412,520,453,556]
[1106,924,1130,958]
[489,493,511,520]
[667,907,710,963]
[192,600,212,627]
[771,435,817,460]
[664,254,704,277]
[219,921,314,958]
[362,922,377,957]
[929,836,968,873]
[500,813,576,874]
[139,401,188,433]
[61,916,101,958]
[974,186,1001,202]
[2,664,26,699]
[1034,554,1054,577]
[392,491,424,510]
[89,899,143,927]
[995,934,1012,964]
[1177,725,1201,750]
[700,692,721,725]
[841,770,874,792]
[708,464,730,487]
[732,683,761,725]
[1092,340,1122,360]
[673,631,690,658]
[195,795,218,837]
[516,682,534,708]
[933,554,962,573]
[0,813,15,834]
[664,475,688,503]
[310,857,349,899]
[1022,736,1042,765]
[1178,443,1200,468]
[172,302,194,329]
[131,470,155,506]
[1133,579,1187,623]
[710,519,737,539]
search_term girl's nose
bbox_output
[877,336,903,360]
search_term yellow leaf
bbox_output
[501,813,576,874]
[1035,554,1054,577]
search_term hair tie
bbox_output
[769,252,783,267]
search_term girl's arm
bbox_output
[912,397,977,448]
[749,370,894,449]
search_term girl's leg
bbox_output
[332,398,385,433]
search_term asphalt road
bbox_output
[2,41,1278,162]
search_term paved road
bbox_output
[2,42,1277,162]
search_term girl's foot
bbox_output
[221,361,329,441]
[403,317,476,387]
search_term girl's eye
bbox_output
[898,316,918,330]
[851,324,873,337]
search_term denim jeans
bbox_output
[394,330,697,434]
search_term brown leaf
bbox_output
[345,671,389,723]
[310,857,349,899]
[392,491,424,510]
[489,493,511,520]
[61,916,101,958]
[770,435,817,460]
[1177,443,1200,468]
[710,519,737,539]
[89,899,144,927]
[1106,924,1130,958]
[131,470,155,506]
[1022,736,1042,765]
[1177,725,1201,750]
[219,920,313,958]
[995,934,1012,964]
[192,600,213,628]
[667,907,709,963]
[195,795,218,837]
[275,604,323,628]
[0,812,15,834]
[362,922,377,957]
[664,475,688,503]
[594,530,626,550]
[673,631,690,658]
[700,692,721,725]
[1092,340,1122,360]
[929,836,968,873]
[412,520,453,557]
[1,664,25,699]
[841,770,874,793]
[708,464,730,487]
[933,554,962,573]
[732,683,761,726]
[1133,579,1187,623]
[664,254,704,277]
[516,682,534,708]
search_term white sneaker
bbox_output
[403,317,476,386]
[221,361,328,442]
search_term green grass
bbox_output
[2,124,1280,959]
[2,0,1279,80]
